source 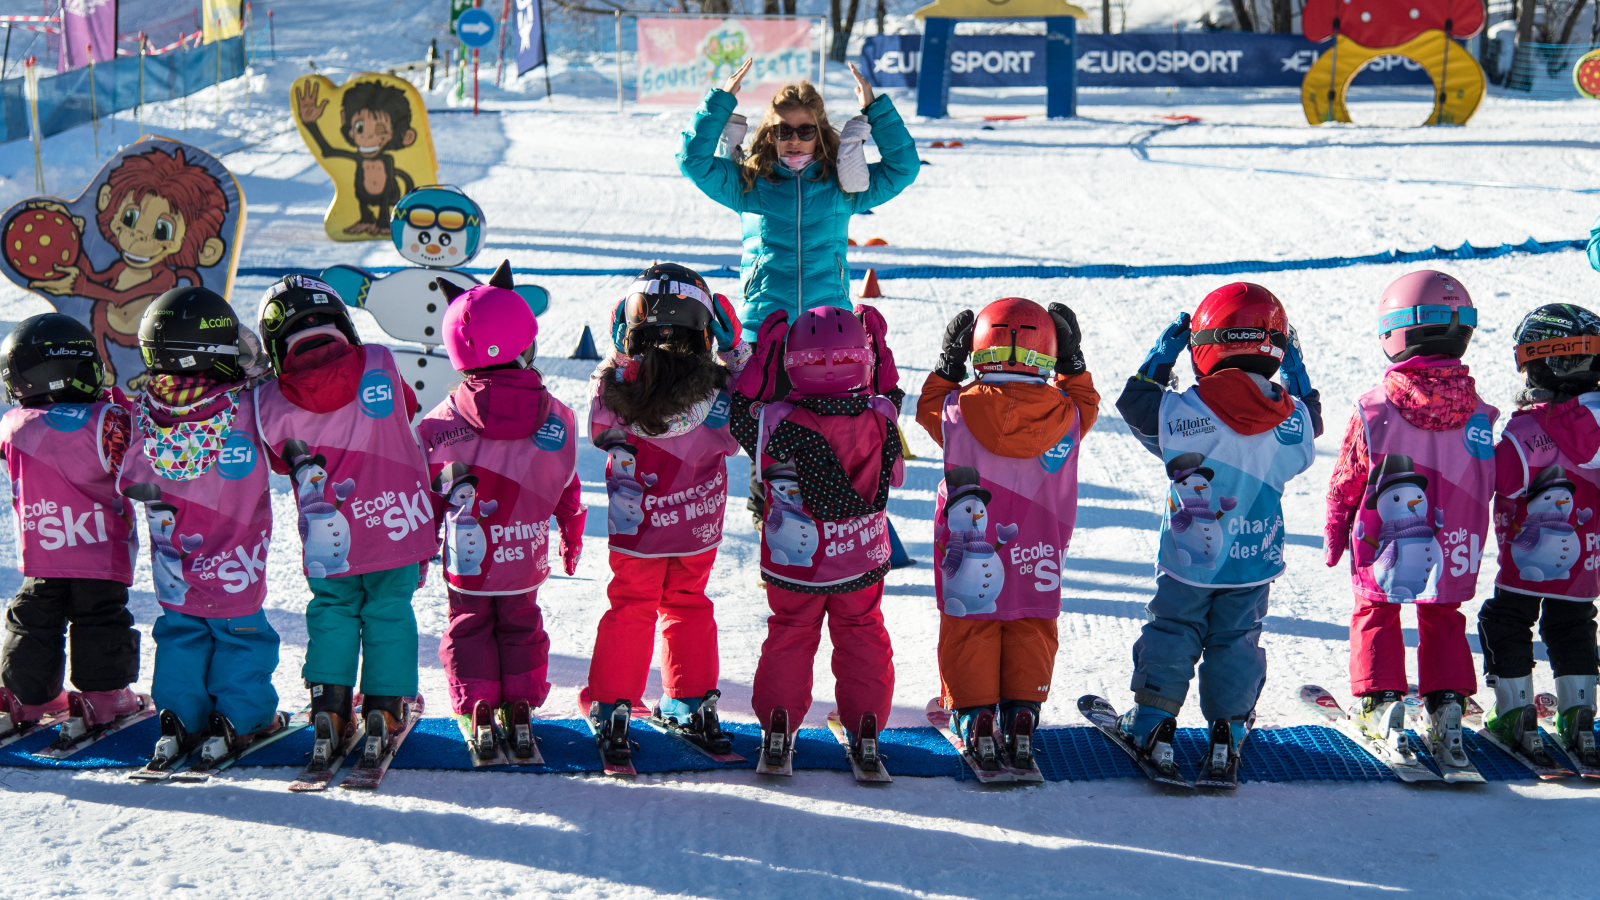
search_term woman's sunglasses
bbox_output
[775,123,818,142]
[400,206,468,230]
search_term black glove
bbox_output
[1048,302,1085,376]
[934,310,975,383]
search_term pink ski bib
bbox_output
[591,389,740,558]
[0,401,135,583]
[255,344,436,578]
[1495,411,1600,601]
[118,390,273,617]
[1349,387,1497,604]
[419,393,578,594]
[934,392,1082,620]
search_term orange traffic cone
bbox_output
[858,268,882,299]
[848,238,858,246]
[864,237,888,246]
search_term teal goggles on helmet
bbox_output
[1378,304,1477,334]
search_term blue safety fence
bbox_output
[1506,41,1597,99]
[0,36,245,145]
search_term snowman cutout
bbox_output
[433,463,498,577]
[762,462,818,568]
[938,467,1019,617]
[283,440,356,578]
[120,483,202,606]
[596,428,657,536]
[1509,464,1593,582]
[1355,454,1445,601]
[1165,452,1236,570]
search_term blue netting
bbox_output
[1505,42,1596,99]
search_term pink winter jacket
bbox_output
[1325,356,1483,566]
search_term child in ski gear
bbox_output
[1324,271,1491,768]
[121,286,281,765]
[417,262,584,759]
[1479,302,1600,768]
[585,264,748,757]
[679,63,918,338]
[1115,282,1321,778]
[731,303,905,767]
[254,274,435,766]
[0,313,141,741]
[916,297,1099,770]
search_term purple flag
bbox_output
[59,0,118,72]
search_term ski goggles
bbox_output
[398,206,470,231]
[775,123,818,142]
[1190,326,1287,349]
[1378,304,1477,334]
[969,345,1056,370]
[1516,334,1600,366]
[627,279,713,312]
[784,346,874,368]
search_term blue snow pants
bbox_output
[152,607,280,735]
[1129,573,1270,724]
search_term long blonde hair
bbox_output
[738,81,841,192]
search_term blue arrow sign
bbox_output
[456,8,496,48]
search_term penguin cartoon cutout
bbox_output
[121,483,202,606]
[1510,465,1593,583]
[596,428,656,536]
[938,466,1019,617]
[283,440,355,578]
[762,461,818,567]
[433,462,497,577]
[1166,452,1236,570]
[1356,454,1446,601]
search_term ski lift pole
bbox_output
[87,43,98,157]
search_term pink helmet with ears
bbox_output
[438,261,538,371]
[1377,269,1476,363]
[784,306,874,397]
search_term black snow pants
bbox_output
[1478,587,1599,680]
[0,577,138,705]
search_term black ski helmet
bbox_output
[1514,303,1600,395]
[619,263,713,355]
[0,313,102,405]
[138,286,245,381]
[257,274,361,372]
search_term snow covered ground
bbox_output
[0,1,1598,896]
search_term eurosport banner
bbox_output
[861,32,1435,89]
[514,0,548,74]
[637,17,812,105]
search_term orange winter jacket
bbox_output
[916,371,1100,457]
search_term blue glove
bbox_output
[1137,312,1191,380]
[610,298,627,352]
[1280,325,1313,399]
[708,293,741,353]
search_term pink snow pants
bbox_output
[587,550,719,707]
[438,588,551,715]
[752,581,893,733]
[1349,595,1477,698]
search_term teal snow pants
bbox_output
[301,564,419,697]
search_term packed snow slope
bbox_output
[1,1,1599,896]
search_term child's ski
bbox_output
[340,693,424,791]
[0,708,70,750]
[827,709,891,784]
[754,707,794,777]
[1194,714,1252,790]
[288,707,367,793]
[1536,692,1600,778]
[128,711,204,784]
[457,713,510,768]
[171,710,312,784]
[1462,695,1572,780]
[925,698,1015,784]
[643,711,745,764]
[1078,695,1193,789]
[34,694,157,760]
[1400,687,1484,785]
[578,687,640,777]
[1298,686,1441,783]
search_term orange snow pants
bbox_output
[938,615,1058,709]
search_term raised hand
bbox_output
[1279,324,1314,399]
[1137,312,1191,381]
[294,81,327,124]
[848,61,874,109]
[1047,302,1085,376]
[934,310,975,383]
[722,58,753,96]
[709,293,742,353]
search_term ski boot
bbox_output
[1197,718,1246,785]
[852,712,883,774]
[148,709,205,770]
[308,683,355,770]
[1118,707,1181,778]
[198,711,241,768]
[761,707,792,768]
[499,699,536,760]
[1354,690,1411,757]
[591,699,635,766]
[361,696,406,768]
[1554,674,1599,768]
[956,706,1002,771]
[53,689,142,750]
[1000,701,1040,771]
[1486,674,1557,765]
[657,690,733,754]
[0,688,65,739]
[469,700,497,762]
[1423,690,1469,768]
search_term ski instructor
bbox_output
[677,58,919,339]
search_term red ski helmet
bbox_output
[970,297,1056,377]
[784,306,873,396]
[1189,283,1288,378]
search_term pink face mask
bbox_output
[782,154,814,170]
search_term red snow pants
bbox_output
[587,550,719,707]
[752,581,893,733]
[1349,595,1477,698]
[439,588,551,715]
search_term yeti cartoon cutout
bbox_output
[938,467,1019,617]
[595,428,657,537]
[1510,465,1594,583]
[1356,454,1446,601]
[433,462,498,577]
[1165,452,1237,571]
[283,440,356,578]
[120,483,202,606]
[762,462,817,568]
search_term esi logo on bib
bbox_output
[533,414,567,451]
[1462,413,1494,460]
[1274,413,1306,446]
[704,391,732,430]
[216,431,258,480]
[1039,433,1075,473]
[358,370,395,419]
[42,404,90,433]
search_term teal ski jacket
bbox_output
[677,88,919,335]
